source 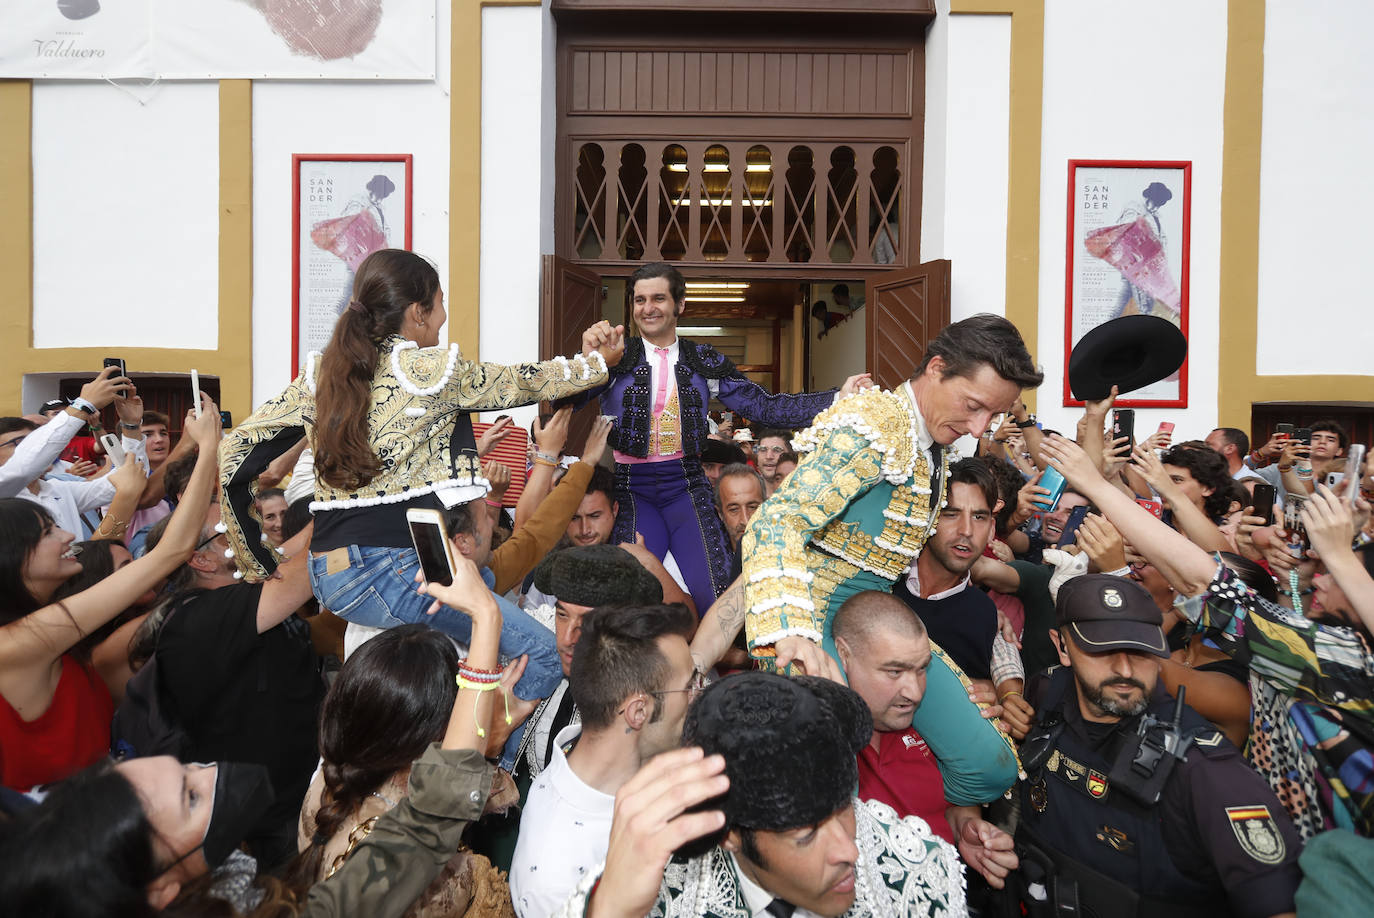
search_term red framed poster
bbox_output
[1064,160,1190,408]
[291,154,413,376]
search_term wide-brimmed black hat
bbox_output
[682,672,872,832]
[532,544,663,608]
[1067,315,1186,401]
[1056,574,1169,658]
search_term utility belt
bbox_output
[993,830,1220,918]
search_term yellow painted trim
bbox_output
[451,0,543,364]
[0,80,254,420]
[1217,0,1371,425]
[949,0,1044,412]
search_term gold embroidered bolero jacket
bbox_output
[218,336,608,579]
[740,385,946,655]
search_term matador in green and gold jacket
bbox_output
[741,383,1019,805]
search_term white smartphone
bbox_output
[1343,444,1366,512]
[99,433,125,468]
[406,508,457,587]
[190,370,202,418]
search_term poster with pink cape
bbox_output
[292,154,412,375]
[1065,160,1191,408]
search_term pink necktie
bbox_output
[652,346,671,414]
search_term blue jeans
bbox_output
[308,545,562,768]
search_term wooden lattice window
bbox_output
[565,138,908,269]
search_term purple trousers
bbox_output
[611,457,731,614]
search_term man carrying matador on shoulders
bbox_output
[743,313,1044,804]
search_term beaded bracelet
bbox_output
[454,676,513,738]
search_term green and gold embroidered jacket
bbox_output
[741,385,946,656]
[218,336,607,579]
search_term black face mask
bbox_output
[201,761,274,867]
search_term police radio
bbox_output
[1107,685,1194,806]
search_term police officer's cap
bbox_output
[1055,574,1169,658]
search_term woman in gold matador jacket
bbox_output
[218,250,623,767]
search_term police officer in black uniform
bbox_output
[1008,574,1301,918]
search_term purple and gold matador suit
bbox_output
[570,336,835,612]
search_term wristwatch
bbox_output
[1015,415,1037,429]
[119,421,141,431]
[69,396,98,416]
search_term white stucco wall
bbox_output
[1033,0,1227,441]
[31,81,221,351]
[938,13,1011,323]
[250,0,452,407]
[477,3,547,429]
[1255,0,1374,379]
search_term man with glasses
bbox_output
[753,429,792,496]
[511,601,698,918]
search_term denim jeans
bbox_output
[308,545,562,770]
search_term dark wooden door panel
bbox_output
[864,259,950,391]
[540,255,605,456]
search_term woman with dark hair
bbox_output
[0,399,222,791]
[219,249,622,708]
[0,556,507,918]
[292,624,516,917]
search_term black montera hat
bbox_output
[683,672,872,831]
[532,544,663,608]
[1067,315,1187,401]
[1055,574,1169,658]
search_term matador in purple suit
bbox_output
[568,262,862,614]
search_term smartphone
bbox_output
[1250,483,1277,527]
[406,508,457,587]
[1295,427,1313,445]
[1283,494,1309,556]
[220,410,233,429]
[103,357,127,397]
[1032,465,1067,512]
[1059,505,1091,548]
[1343,444,1366,512]
[189,370,202,418]
[99,433,126,468]
[1275,423,1295,438]
[1111,408,1135,445]
[1157,421,1175,438]
[1135,498,1164,520]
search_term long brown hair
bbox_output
[313,249,441,491]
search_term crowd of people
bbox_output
[0,249,1371,917]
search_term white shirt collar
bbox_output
[902,380,936,454]
[904,568,971,601]
[549,724,615,811]
[729,852,823,918]
[646,336,679,358]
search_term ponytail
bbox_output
[314,249,441,491]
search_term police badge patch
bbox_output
[1225,805,1286,864]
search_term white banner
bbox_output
[2,0,435,80]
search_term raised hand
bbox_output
[1077,513,1127,573]
[534,405,573,457]
[838,373,874,398]
[476,416,515,459]
[77,365,133,411]
[184,393,223,448]
[582,414,614,466]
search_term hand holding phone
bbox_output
[99,433,126,468]
[103,358,127,398]
[407,508,457,587]
[190,370,202,418]
[1249,483,1277,527]
[1031,465,1067,512]
[1111,408,1135,446]
[1343,444,1367,512]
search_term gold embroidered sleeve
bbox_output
[441,352,609,412]
[219,369,314,580]
[742,425,887,657]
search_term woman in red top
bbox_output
[0,395,224,790]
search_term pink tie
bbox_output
[652,346,671,414]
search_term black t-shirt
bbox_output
[158,583,324,842]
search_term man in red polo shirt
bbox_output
[834,590,1017,889]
